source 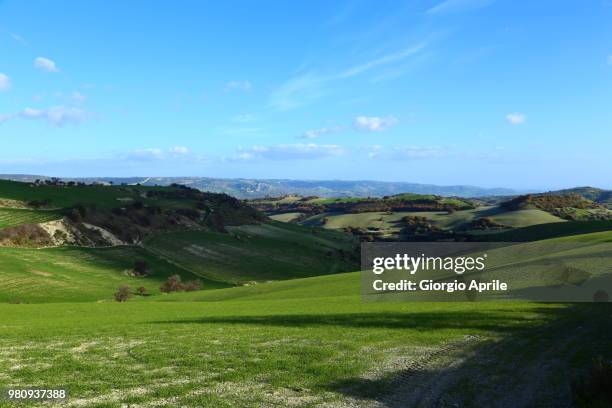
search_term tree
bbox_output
[184,280,202,292]
[114,285,132,302]
[160,274,184,293]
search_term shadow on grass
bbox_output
[153,308,561,333]
[156,304,612,406]
[327,304,612,407]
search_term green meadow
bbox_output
[1,271,610,407]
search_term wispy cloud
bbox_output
[354,116,398,132]
[505,112,526,125]
[339,43,426,79]
[232,143,345,161]
[34,57,59,73]
[169,146,190,154]
[0,73,11,91]
[269,73,327,111]
[0,106,90,127]
[301,126,345,139]
[10,33,27,45]
[427,0,494,15]
[125,146,193,161]
[21,106,88,126]
[224,80,252,92]
[270,43,427,110]
[607,55,612,65]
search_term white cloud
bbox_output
[126,147,193,161]
[19,106,88,127]
[427,0,493,15]
[126,148,165,161]
[505,112,526,125]
[225,80,252,92]
[233,143,345,161]
[354,116,398,132]
[169,146,190,154]
[301,126,344,139]
[34,57,59,73]
[0,73,11,91]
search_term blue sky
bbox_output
[0,0,611,189]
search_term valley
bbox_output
[0,178,610,406]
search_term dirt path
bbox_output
[337,306,604,408]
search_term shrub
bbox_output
[160,274,184,293]
[184,280,202,292]
[136,286,148,296]
[114,285,132,302]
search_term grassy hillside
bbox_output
[476,220,612,242]
[143,221,358,284]
[0,273,609,406]
[296,206,566,241]
[0,245,226,303]
[0,208,63,228]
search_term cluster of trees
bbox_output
[114,275,203,302]
[159,274,202,293]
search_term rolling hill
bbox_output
[0,180,358,302]
[258,191,612,242]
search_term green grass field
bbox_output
[0,271,609,406]
[0,246,224,303]
[299,206,565,237]
[142,221,358,284]
[0,208,63,229]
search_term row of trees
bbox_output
[114,274,203,302]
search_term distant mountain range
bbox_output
[0,174,530,198]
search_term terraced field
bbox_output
[0,208,63,229]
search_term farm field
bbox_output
[142,221,358,284]
[0,245,223,303]
[1,271,610,407]
[300,207,564,235]
[0,208,63,229]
